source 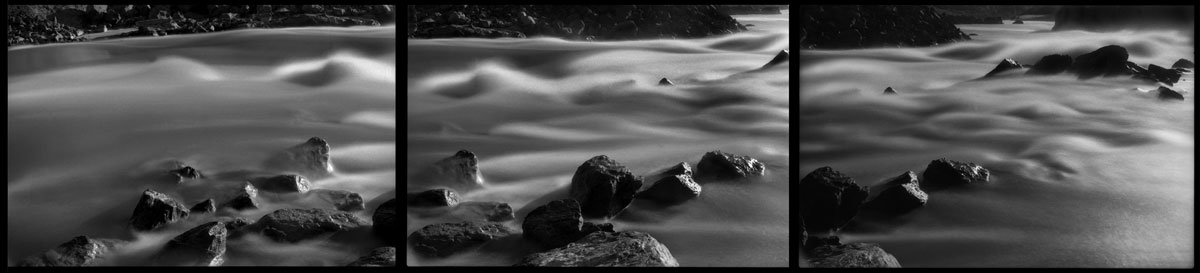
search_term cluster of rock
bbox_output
[8,5,395,47]
[799,158,991,267]
[979,45,1192,100]
[407,5,746,40]
[799,5,970,49]
[16,137,395,266]
[407,149,768,266]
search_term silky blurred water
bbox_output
[7,26,397,266]
[406,12,790,266]
[800,22,1193,267]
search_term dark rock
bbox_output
[373,199,398,245]
[1172,58,1194,69]
[220,182,259,211]
[1013,19,1024,24]
[1157,86,1185,101]
[347,246,396,266]
[223,218,252,233]
[941,14,1003,24]
[156,222,227,266]
[189,199,215,214]
[1052,6,1194,33]
[248,174,311,194]
[798,167,869,234]
[800,5,970,49]
[638,162,701,204]
[762,49,789,68]
[1070,45,1131,80]
[410,5,742,40]
[516,231,679,267]
[17,236,125,266]
[804,235,841,252]
[249,208,369,243]
[568,155,642,218]
[882,87,898,95]
[453,201,514,222]
[129,189,190,231]
[1025,54,1073,76]
[522,199,611,249]
[307,189,365,211]
[263,137,332,178]
[695,150,766,182]
[300,5,324,14]
[658,78,674,86]
[808,241,901,268]
[169,166,202,183]
[985,58,1024,78]
[51,9,87,29]
[417,150,484,192]
[922,158,990,190]
[408,222,513,257]
[1147,64,1182,85]
[862,171,928,214]
[407,188,459,208]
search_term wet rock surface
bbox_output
[695,151,766,182]
[922,158,990,190]
[862,171,928,214]
[129,189,190,231]
[189,199,216,214]
[408,222,513,257]
[347,246,396,266]
[264,137,333,178]
[800,5,970,49]
[18,236,125,266]
[248,174,311,194]
[409,5,745,40]
[406,188,459,208]
[156,221,227,266]
[1025,54,1072,76]
[983,58,1023,78]
[373,198,398,245]
[522,199,611,249]
[516,231,679,267]
[569,155,642,218]
[249,208,369,243]
[807,241,902,268]
[637,162,701,204]
[306,189,365,211]
[798,167,869,234]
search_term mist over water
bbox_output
[407,12,789,266]
[801,22,1193,267]
[7,26,396,266]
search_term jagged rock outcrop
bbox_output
[862,171,928,214]
[407,188,459,208]
[637,162,701,204]
[522,199,614,249]
[373,198,398,245]
[763,49,789,68]
[220,182,259,211]
[247,208,369,243]
[516,231,679,267]
[263,137,333,178]
[190,199,216,214]
[694,151,766,182]
[155,222,227,266]
[983,59,1023,78]
[248,174,311,194]
[129,189,190,231]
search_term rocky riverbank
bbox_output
[799,5,970,49]
[406,5,747,40]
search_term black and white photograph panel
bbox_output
[406,5,789,267]
[8,5,397,266]
[798,5,1193,267]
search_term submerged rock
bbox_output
[130,189,191,231]
[190,199,216,214]
[264,137,333,178]
[347,247,396,266]
[882,87,898,95]
[248,174,311,194]
[1146,64,1182,85]
[658,78,674,86]
[798,167,869,234]
[984,58,1022,78]
[1157,86,1185,101]
[406,188,459,208]
[307,189,365,211]
[408,222,513,257]
[522,199,611,249]
[862,171,928,214]
[220,182,259,211]
[516,231,679,267]
[568,155,642,218]
[417,150,484,192]
[808,241,901,268]
[250,208,369,243]
[763,49,789,68]
[373,198,398,245]
[1025,54,1072,75]
[922,158,990,190]
[18,236,125,266]
[169,166,203,183]
[1071,45,1131,80]
[156,222,227,266]
[638,162,701,204]
[694,150,766,182]
[1172,58,1194,69]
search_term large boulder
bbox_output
[249,208,370,243]
[373,198,398,245]
[347,246,396,266]
[156,222,227,266]
[416,150,484,192]
[637,162,701,204]
[248,174,311,194]
[1172,58,1194,69]
[522,199,613,249]
[263,137,333,178]
[807,241,901,268]
[1025,54,1073,75]
[129,189,190,231]
[984,58,1022,78]
[568,155,642,218]
[406,188,459,207]
[1158,86,1185,101]
[190,199,216,214]
[798,167,869,234]
[516,231,679,267]
[408,222,513,257]
[695,151,766,182]
[862,171,928,214]
[922,158,990,190]
[1070,45,1131,80]
[762,49,789,68]
[17,236,125,266]
[220,182,259,211]
[658,78,674,86]
[306,189,365,211]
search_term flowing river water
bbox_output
[800,20,1193,267]
[7,26,397,266]
[406,11,790,266]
